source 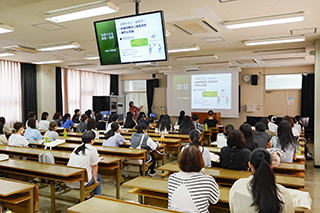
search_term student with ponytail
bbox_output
[229,148,294,213]
[181,129,211,167]
[67,130,101,196]
[61,113,77,129]
[102,122,127,147]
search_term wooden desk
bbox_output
[68,196,181,213]
[0,145,122,199]
[158,163,304,189]
[0,178,38,213]
[123,176,229,210]
[0,159,87,212]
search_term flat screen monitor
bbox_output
[94,10,167,65]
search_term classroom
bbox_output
[0,0,319,212]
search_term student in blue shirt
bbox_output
[24,118,43,140]
[61,113,77,129]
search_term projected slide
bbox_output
[191,74,232,109]
[95,11,166,65]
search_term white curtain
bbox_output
[0,60,22,127]
[62,68,110,114]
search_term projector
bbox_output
[185,65,199,72]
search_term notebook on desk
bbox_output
[44,139,66,150]
[0,154,9,161]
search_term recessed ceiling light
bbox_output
[0,50,16,57]
[168,45,200,53]
[225,11,304,29]
[291,28,317,35]
[85,54,99,60]
[201,37,225,43]
[244,35,305,46]
[0,23,14,34]
[36,41,80,51]
[262,57,305,63]
[32,59,63,64]
[177,54,218,62]
[219,0,237,3]
[2,44,41,53]
[45,1,119,23]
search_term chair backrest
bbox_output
[39,153,55,164]
[301,117,310,128]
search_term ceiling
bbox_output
[0,0,318,74]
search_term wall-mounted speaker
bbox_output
[251,75,258,85]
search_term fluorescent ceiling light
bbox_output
[255,47,306,56]
[225,11,304,29]
[36,41,80,51]
[0,23,14,34]
[32,60,63,64]
[85,54,99,60]
[0,51,16,57]
[45,1,119,23]
[197,61,231,66]
[244,35,305,46]
[168,45,200,53]
[177,54,218,62]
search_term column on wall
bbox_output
[314,39,320,166]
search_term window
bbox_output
[123,80,147,114]
[265,74,302,90]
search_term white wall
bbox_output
[314,40,320,166]
[36,65,56,120]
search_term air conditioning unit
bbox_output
[185,65,199,72]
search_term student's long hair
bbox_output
[223,124,234,137]
[108,114,118,124]
[179,115,195,134]
[156,114,165,128]
[105,122,119,140]
[53,112,61,119]
[249,148,284,213]
[0,122,4,135]
[137,112,145,121]
[124,112,136,128]
[189,129,201,147]
[277,120,296,151]
[75,130,95,155]
[41,112,49,120]
[177,110,185,125]
[136,123,148,133]
[62,113,71,124]
[158,114,172,132]
[240,123,256,151]
[86,118,96,130]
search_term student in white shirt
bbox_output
[38,111,50,131]
[283,115,300,138]
[106,114,128,134]
[8,122,29,147]
[267,115,278,133]
[102,122,126,147]
[229,148,294,213]
[25,111,38,129]
[44,121,59,142]
[156,114,173,133]
[67,130,101,196]
[181,129,211,167]
[0,117,11,135]
[0,123,8,145]
[216,124,234,148]
[168,146,220,213]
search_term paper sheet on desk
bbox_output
[287,188,312,211]
[210,152,219,162]
[44,139,66,150]
[0,154,9,161]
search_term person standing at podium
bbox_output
[129,101,143,120]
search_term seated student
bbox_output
[24,118,43,140]
[240,123,258,152]
[220,130,251,171]
[175,110,185,126]
[216,124,234,148]
[267,115,278,133]
[106,114,128,134]
[25,111,38,128]
[156,114,173,133]
[76,114,88,133]
[61,113,77,129]
[0,123,8,145]
[86,118,99,139]
[102,122,126,147]
[203,110,219,127]
[181,129,211,167]
[44,121,59,142]
[253,122,271,149]
[271,120,298,163]
[179,115,195,134]
[283,115,300,138]
[67,130,101,196]
[131,123,159,176]
[52,112,63,127]
[137,113,151,127]
[123,112,137,129]
[294,115,304,134]
[85,109,92,119]
[229,148,294,213]
[38,111,50,131]
[191,114,205,132]
[8,122,29,147]
[0,117,11,135]
[72,109,81,124]
[168,146,220,212]
[95,113,106,130]
[259,117,275,139]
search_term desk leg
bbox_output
[50,180,56,213]
[80,178,85,202]
[142,158,146,176]
[177,143,181,159]
[115,161,120,199]
[27,189,34,213]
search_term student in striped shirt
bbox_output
[168,146,220,213]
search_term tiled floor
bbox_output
[33,154,319,212]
